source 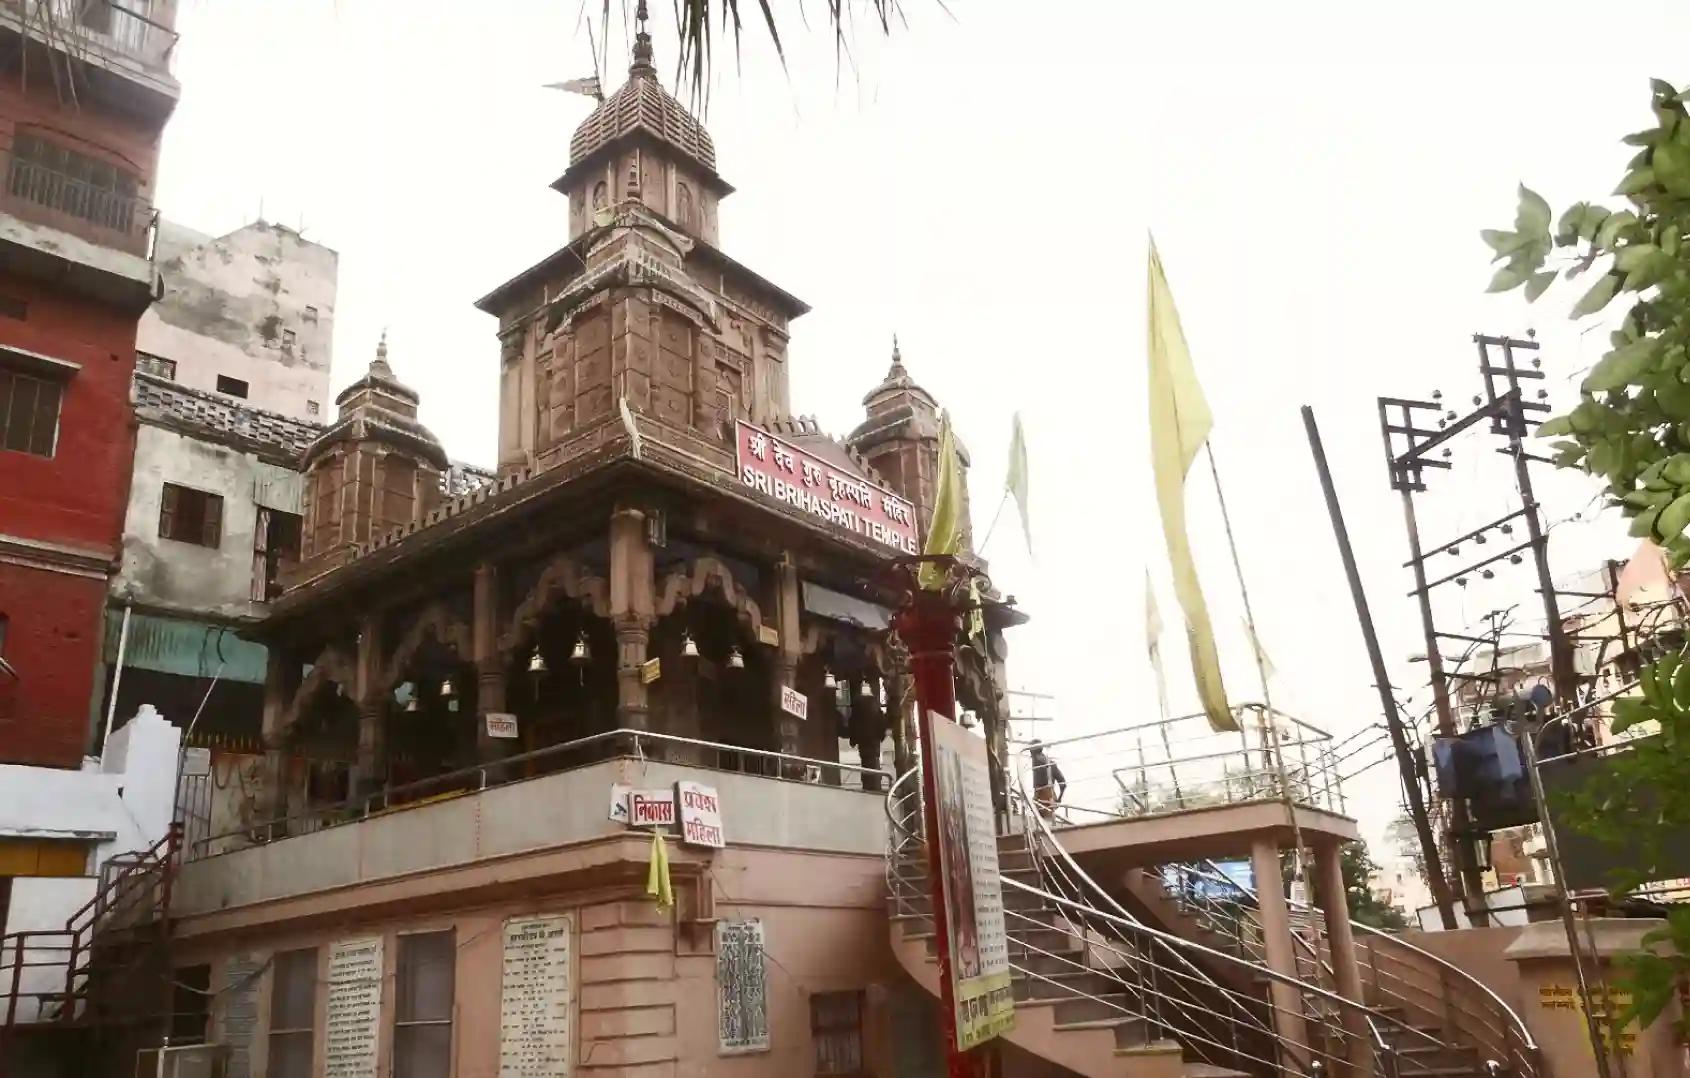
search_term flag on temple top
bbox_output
[645,829,672,912]
[1147,238,1236,734]
[919,411,963,591]
[544,76,603,100]
[1005,413,1032,557]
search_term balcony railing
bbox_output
[185,727,893,862]
[2,0,178,73]
[1011,703,1347,826]
[1,151,155,257]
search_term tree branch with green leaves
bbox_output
[1486,79,1690,567]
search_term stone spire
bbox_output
[370,329,394,381]
[630,0,655,76]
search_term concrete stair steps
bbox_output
[1174,1062,1252,1077]
[1012,969,1120,1002]
[1048,1015,1154,1051]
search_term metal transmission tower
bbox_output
[1377,333,1575,925]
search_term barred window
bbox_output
[8,132,139,233]
[393,931,454,1078]
[267,948,316,1078]
[0,369,60,457]
[159,483,222,548]
[811,990,865,1075]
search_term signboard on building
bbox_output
[716,920,769,1054]
[486,712,520,739]
[325,937,383,1077]
[629,788,678,828]
[928,716,1014,1051]
[734,420,918,554]
[641,658,662,684]
[180,746,212,776]
[779,684,808,720]
[677,780,725,848]
[498,915,573,1076]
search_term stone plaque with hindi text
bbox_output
[499,915,573,1076]
[325,937,383,1078]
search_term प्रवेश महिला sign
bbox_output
[735,420,918,554]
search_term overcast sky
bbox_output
[156,1,1689,851]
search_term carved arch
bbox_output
[380,601,473,692]
[271,643,356,747]
[497,553,611,658]
[655,555,765,635]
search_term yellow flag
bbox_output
[1147,239,1236,733]
[1005,413,1032,557]
[920,411,963,591]
[645,829,673,912]
[1243,617,1277,683]
[1145,571,1172,724]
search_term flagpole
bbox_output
[1203,442,1312,896]
[976,490,1011,555]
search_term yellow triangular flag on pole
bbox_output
[1005,413,1032,557]
[920,411,963,591]
[645,829,673,912]
[1147,238,1236,733]
[1243,617,1277,684]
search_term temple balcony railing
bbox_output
[173,730,891,918]
[1013,704,1347,827]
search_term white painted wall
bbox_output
[0,706,181,1022]
[115,423,302,620]
[138,220,338,421]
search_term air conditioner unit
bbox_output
[135,1044,229,1078]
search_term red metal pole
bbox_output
[895,582,989,1078]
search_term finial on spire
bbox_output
[371,329,395,380]
[631,0,654,74]
[377,328,388,360]
[887,334,908,380]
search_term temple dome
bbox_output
[564,13,721,188]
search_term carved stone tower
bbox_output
[297,336,449,574]
[848,338,975,550]
[479,2,806,478]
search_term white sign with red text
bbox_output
[628,788,678,828]
[779,684,808,720]
[676,781,725,848]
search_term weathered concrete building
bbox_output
[139,219,337,422]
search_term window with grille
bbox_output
[267,948,316,1078]
[136,352,176,380]
[7,132,139,233]
[393,931,454,1078]
[0,368,61,457]
[811,990,865,1075]
[159,483,222,547]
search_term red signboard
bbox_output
[735,420,918,554]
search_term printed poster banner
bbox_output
[928,715,1014,1051]
[499,915,573,1076]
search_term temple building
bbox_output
[142,14,1021,1077]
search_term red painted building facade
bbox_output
[0,3,180,767]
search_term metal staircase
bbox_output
[0,823,183,1071]
[885,768,1539,1077]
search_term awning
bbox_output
[103,611,269,685]
[801,581,892,631]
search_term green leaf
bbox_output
[1572,274,1621,319]
[1617,243,1661,273]
[1525,271,1556,301]
[1586,339,1658,391]
[1658,489,1690,540]
[1535,415,1574,438]
[1487,264,1528,293]
[1672,659,1690,706]
[1613,697,1657,735]
[1618,166,1658,196]
[1660,141,1690,195]
[1481,229,1528,258]
[1597,210,1638,249]
[1632,505,1663,538]
[1516,184,1552,236]
[1624,129,1658,147]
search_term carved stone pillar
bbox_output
[610,508,655,736]
[352,616,386,799]
[258,649,292,826]
[472,562,512,766]
[771,555,803,774]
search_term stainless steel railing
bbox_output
[882,764,1456,1076]
[1,0,178,71]
[1013,703,1346,827]
[188,727,891,861]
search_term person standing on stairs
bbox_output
[1029,741,1066,820]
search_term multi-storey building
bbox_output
[0,0,179,767]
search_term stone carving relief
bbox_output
[497,553,611,659]
[655,556,765,636]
